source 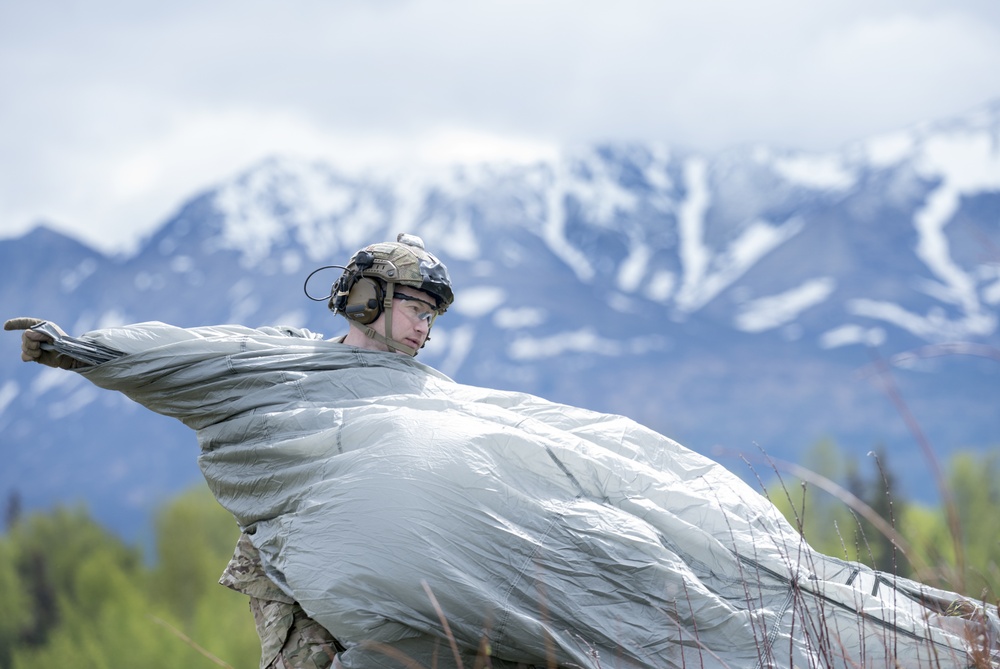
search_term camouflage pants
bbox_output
[250,596,343,669]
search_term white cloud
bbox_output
[2,1,999,253]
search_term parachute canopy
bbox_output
[69,322,999,669]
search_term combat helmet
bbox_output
[329,233,453,355]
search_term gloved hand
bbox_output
[4,317,83,369]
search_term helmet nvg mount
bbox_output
[329,233,453,355]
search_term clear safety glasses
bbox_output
[394,294,437,323]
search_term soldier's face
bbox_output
[380,286,436,354]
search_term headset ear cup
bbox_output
[344,277,384,324]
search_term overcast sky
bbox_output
[2,0,999,254]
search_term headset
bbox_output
[303,251,397,324]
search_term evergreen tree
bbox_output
[847,448,909,577]
[3,492,21,532]
[0,539,30,668]
[768,440,912,576]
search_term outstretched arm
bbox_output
[4,317,89,370]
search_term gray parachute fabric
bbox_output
[74,322,999,669]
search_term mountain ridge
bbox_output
[2,101,998,542]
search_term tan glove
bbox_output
[4,317,84,369]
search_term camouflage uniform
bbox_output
[220,533,343,669]
[220,536,544,669]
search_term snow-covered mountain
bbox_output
[2,101,998,542]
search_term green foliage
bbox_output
[148,486,259,669]
[897,503,957,587]
[188,577,262,669]
[769,440,1000,602]
[943,450,1000,601]
[0,486,258,669]
[150,485,244,621]
[10,556,190,669]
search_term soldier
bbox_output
[6,233,455,669]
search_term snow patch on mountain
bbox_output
[72,309,130,338]
[862,131,915,168]
[541,163,596,282]
[390,166,484,262]
[170,255,196,273]
[436,323,476,379]
[48,386,99,420]
[735,278,837,333]
[984,274,1000,305]
[642,144,674,192]
[847,298,996,341]
[916,130,1000,192]
[226,278,262,323]
[644,270,676,303]
[912,186,978,311]
[387,170,432,249]
[676,214,805,314]
[671,156,808,314]
[509,328,666,360]
[214,162,295,263]
[819,324,887,349]
[675,157,712,309]
[214,158,376,265]
[771,153,857,191]
[273,309,310,331]
[569,149,641,226]
[907,128,1000,324]
[31,366,84,397]
[436,211,481,262]
[493,307,547,329]
[453,286,506,318]
[61,258,99,292]
[509,328,626,359]
[0,381,18,416]
[616,242,653,293]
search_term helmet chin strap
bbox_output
[360,282,419,357]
